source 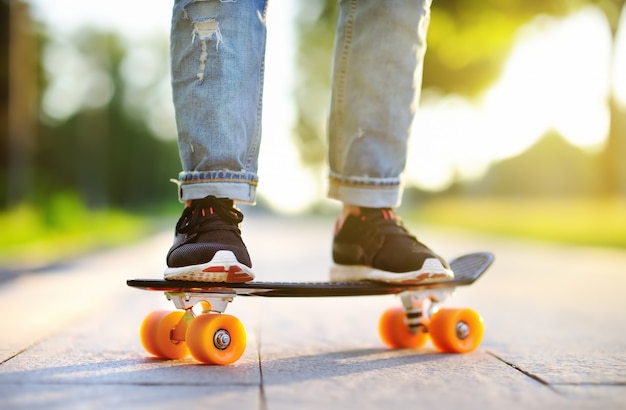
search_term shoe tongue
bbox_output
[360,207,395,220]
[193,196,233,211]
[191,197,241,222]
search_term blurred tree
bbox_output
[2,0,38,207]
[36,30,180,208]
[424,0,589,96]
[0,0,8,207]
[0,18,180,210]
[431,0,626,195]
[595,0,626,195]
[292,0,337,171]
[473,132,603,197]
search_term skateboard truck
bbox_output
[166,291,234,313]
[151,290,245,363]
[165,291,236,347]
[400,289,453,334]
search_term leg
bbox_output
[328,0,431,207]
[329,0,453,283]
[171,0,267,203]
[165,0,268,282]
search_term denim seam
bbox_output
[181,178,259,186]
[329,173,400,188]
[335,0,358,139]
[245,0,267,173]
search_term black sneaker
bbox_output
[331,208,453,283]
[164,196,254,283]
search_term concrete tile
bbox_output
[0,233,172,363]
[555,385,626,409]
[0,385,259,410]
[453,237,626,387]
[0,286,261,387]
[260,349,565,409]
[251,297,563,409]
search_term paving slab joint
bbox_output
[487,351,562,395]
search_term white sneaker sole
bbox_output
[164,250,255,283]
[330,258,454,284]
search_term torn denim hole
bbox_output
[193,19,222,82]
[183,1,226,82]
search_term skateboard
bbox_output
[128,251,494,365]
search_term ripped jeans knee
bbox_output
[173,0,267,82]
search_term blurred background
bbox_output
[2,0,626,269]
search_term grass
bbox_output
[409,196,626,249]
[0,194,154,269]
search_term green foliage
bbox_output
[425,0,587,95]
[292,0,337,168]
[411,196,626,248]
[32,29,180,209]
[0,193,151,267]
[469,133,604,197]
[0,24,182,266]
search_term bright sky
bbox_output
[28,1,626,212]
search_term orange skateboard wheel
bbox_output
[379,306,429,349]
[429,308,483,353]
[140,310,189,359]
[186,313,246,365]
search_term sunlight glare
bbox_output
[409,7,613,191]
[28,0,170,37]
[485,7,611,149]
[258,2,318,213]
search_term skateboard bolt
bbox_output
[214,329,231,350]
[456,321,470,340]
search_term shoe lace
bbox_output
[360,208,416,240]
[176,196,243,235]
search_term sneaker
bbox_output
[164,195,254,283]
[331,207,454,284]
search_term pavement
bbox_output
[0,213,625,409]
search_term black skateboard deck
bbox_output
[128,252,494,365]
[127,252,493,297]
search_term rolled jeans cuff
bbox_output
[176,171,258,204]
[328,174,403,208]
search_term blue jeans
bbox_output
[171,0,431,207]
